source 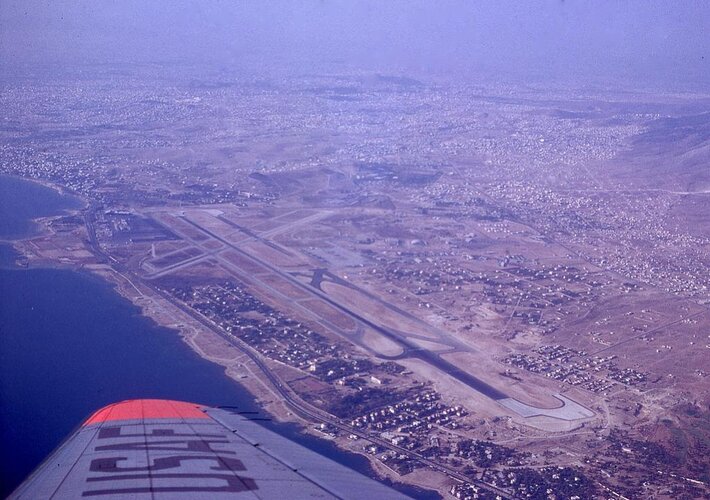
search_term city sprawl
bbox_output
[2,65,709,499]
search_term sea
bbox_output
[0,175,436,498]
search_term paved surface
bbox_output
[498,394,595,420]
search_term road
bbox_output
[177,215,509,401]
[150,284,513,499]
[82,206,514,499]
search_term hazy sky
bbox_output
[1,1,708,85]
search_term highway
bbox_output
[150,282,513,499]
[81,205,514,499]
[177,215,509,401]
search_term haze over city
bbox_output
[2,1,708,86]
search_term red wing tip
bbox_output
[83,399,209,426]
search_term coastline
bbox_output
[1,176,441,499]
[0,174,85,243]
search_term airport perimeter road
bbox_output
[176,215,510,401]
[147,281,513,500]
[84,209,513,497]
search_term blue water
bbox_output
[0,175,83,240]
[0,176,436,499]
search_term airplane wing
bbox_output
[9,399,412,499]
